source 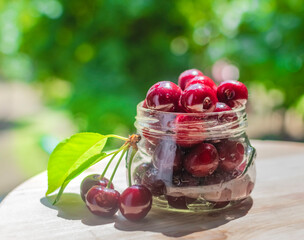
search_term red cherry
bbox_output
[211,102,238,124]
[133,162,152,184]
[85,186,120,217]
[217,80,248,107]
[175,115,204,148]
[181,84,218,113]
[80,174,114,202]
[184,143,219,177]
[152,141,183,173]
[146,81,182,112]
[178,69,204,90]
[215,140,245,172]
[185,76,217,93]
[141,167,166,196]
[142,99,148,108]
[119,185,152,221]
[213,102,232,112]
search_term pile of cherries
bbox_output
[134,69,251,209]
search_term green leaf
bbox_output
[52,152,107,204]
[46,132,108,197]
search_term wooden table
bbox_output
[1,140,304,239]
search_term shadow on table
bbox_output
[114,197,253,238]
[41,194,253,238]
[40,193,116,226]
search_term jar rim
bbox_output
[137,101,246,116]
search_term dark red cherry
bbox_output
[184,143,219,177]
[178,69,204,90]
[181,84,218,113]
[80,174,114,202]
[152,141,183,173]
[141,167,166,196]
[166,195,196,209]
[85,186,120,217]
[133,162,152,184]
[119,184,152,221]
[217,80,248,107]
[146,81,182,112]
[215,140,245,172]
[175,115,204,148]
[185,76,217,93]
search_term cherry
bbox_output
[80,174,114,202]
[178,69,204,90]
[146,81,182,112]
[184,143,219,177]
[85,186,120,217]
[166,195,196,209]
[142,99,148,108]
[172,171,201,187]
[181,83,218,113]
[141,167,166,196]
[215,140,245,172]
[203,169,242,185]
[213,102,232,112]
[175,115,204,148]
[119,184,152,221]
[152,141,183,173]
[185,76,217,93]
[133,162,152,184]
[217,80,248,107]
[211,102,238,124]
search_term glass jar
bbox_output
[127,101,256,212]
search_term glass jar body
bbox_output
[127,103,256,212]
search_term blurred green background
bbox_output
[0,0,303,199]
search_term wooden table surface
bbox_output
[1,140,304,239]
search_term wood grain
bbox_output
[0,140,304,239]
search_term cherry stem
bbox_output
[100,150,120,179]
[107,145,129,188]
[106,134,129,141]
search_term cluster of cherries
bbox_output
[134,69,251,209]
[81,174,152,221]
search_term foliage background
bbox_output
[0,0,303,196]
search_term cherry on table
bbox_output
[85,186,120,217]
[215,140,245,172]
[178,69,204,90]
[119,184,152,221]
[181,83,218,113]
[184,143,219,177]
[185,75,217,93]
[80,174,114,202]
[146,81,182,112]
[217,80,248,107]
